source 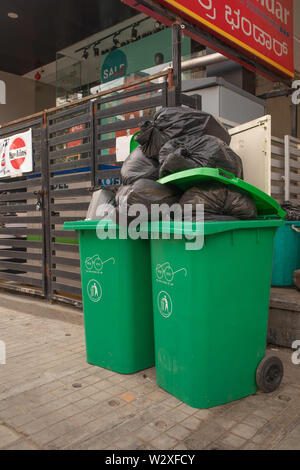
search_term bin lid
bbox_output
[158,168,286,219]
[146,219,284,237]
[63,220,118,231]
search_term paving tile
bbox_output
[242,442,260,450]
[0,424,21,448]
[181,416,201,431]
[213,416,238,430]
[136,424,161,442]
[194,409,213,420]
[151,434,178,450]
[176,403,198,416]
[167,424,191,441]
[242,414,268,429]
[184,423,225,450]
[3,439,39,450]
[31,429,60,447]
[231,423,257,440]
[69,435,108,450]
[221,433,247,449]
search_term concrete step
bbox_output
[0,289,83,326]
[268,287,300,348]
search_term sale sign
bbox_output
[0,129,33,178]
[122,0,294,78]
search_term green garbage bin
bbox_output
[63,220,155,374]
[147,168,285,409]
[272,221,300,287]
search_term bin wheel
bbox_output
[256,356,283,393]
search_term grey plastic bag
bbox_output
[136,107,231,158]
[159,135,244,179]
[179,182,257,221]
[121,146,159,185]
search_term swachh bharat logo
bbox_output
[87,279,103,303]
[158,291,173,319]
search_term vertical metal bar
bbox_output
[192,94,202,111]
[90,101,97,189]
[162,81,168,108]
[41,114,52,300]
[284,135,290,202]
[292,104,298,139]
[169,23,182,107]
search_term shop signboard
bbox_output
[122,0,294,79]
[101,49,128,84]
[0,129,33,178]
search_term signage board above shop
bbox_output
[101,49,128,84]
[122,0,294,80]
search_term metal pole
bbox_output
[41,113,52,301]
[169,23,182,107]
[284,135,290,202]
[292,104,298,138]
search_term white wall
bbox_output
[0,71,36,125]
[0,71,56,126]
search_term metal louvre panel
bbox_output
[0,118,44,293]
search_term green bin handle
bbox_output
[130,131,140,153]
[217,168,236,180]
[292,225,300,233]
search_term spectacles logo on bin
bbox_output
[87,279,103,303]
[85,255,115,274]
[156,262,187,286]
[158,291,173,319]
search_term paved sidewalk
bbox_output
[0,305,300,450]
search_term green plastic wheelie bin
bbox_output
[63,220,154,374]
[148,168,285,409]
[272,221,300,286]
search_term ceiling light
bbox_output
[113,35,121,48]
[131,25,138,41]
[93,46,100,57]
[8,12,18,19]
[82,48,89,60]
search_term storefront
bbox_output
[0,0,299,134]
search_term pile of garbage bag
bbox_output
[88,107,257,223]
[159,135,243,179]
[121,146,159,185]
[115,179,181,223]
[179,182,257,222]
[135,107,231,157]
[281,201,300,221]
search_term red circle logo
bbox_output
[9,137,26,170]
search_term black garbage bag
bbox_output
[121,146,159,185]
[179,182,257,221]
[136,107,231,158]
[281,201,300,221]
[86,189,116,221]
[159,135,244,179]
[115,178,181,224]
